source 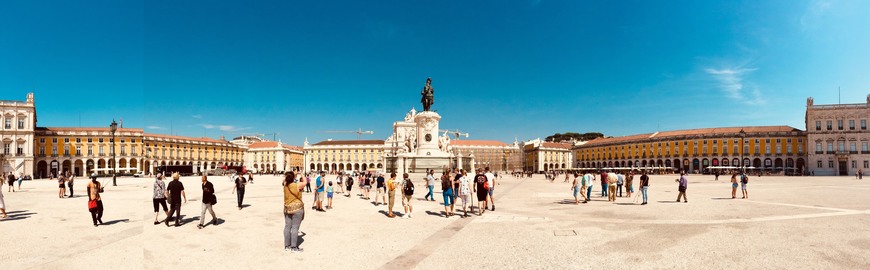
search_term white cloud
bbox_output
[146,125,165,130]
[201,124,216,129]
[704,67,766,106]
[201,123,250,132]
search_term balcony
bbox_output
[850,151,858,154]
[16,153,25,157]
[862,151,870,154]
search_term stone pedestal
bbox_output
[414,111,449,157]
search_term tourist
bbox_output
[564,173,570,183]
[232,173,247,210]
[375,173,386,206]
[473,169,488,216]
[441,169,455,217]
[283,172,306,253]
[386,172,397,218]
[326,181,334,209]
[314,172,325,212]
[730,173,739,199]
[16,173,24,191]
[66,172,75,197]
[165,173,187,227]
[583,172,594,202]
[600,171,608,197]
[197,175,218,229]
[625,172,634,198]
[607,172,618,202]
[248,172,254,184]
[740,173,749,199]
[152,174,169,225]
[57,173,65,198]
[676,172,688,203]
[485,167,496,211]
[0,178,7,218]
[305,175,312,193]
[424,170,435,201]
[616,172,624,197]
[457,169,472,217]
[715,171,720,181]
[401,173,415,218]
[640,171,650,205]
[452,169,461,208]
[336,173,344,194]
[86,174,104,227]
[571,173,582,204]
[345,173,354,198]
[6,172,15,193]
[362,173,371,200]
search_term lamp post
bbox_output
[739,129,746,175]
[110,119,118,186]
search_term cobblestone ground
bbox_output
[2,174,869,269]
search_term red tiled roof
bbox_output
[37,127,144,133]
[580,126,803,147]
[312,140,385,146]
[542,142,573,149]
[450,140,509,147]
[144,133,230,144]
[283,145,303,151]
[248,141,280,149]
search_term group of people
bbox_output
[7,172,25,192]
[569,170,651,205]
[151,173,219,229]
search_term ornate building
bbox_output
[142,134,245,175]
[450,140,522,172]
[244,141,303,173]
[303,139,386,173]
[574,126,807,174]
[806,96,870,176]
[523,139,574,172]
[1,93,36,176]
[34,127,145,178]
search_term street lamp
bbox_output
[739,129,746,175]
[110,119,118,186]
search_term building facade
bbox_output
[574,126,807,174]
[806,97,870,176]
[34,127,145,178]
[1,93,36,176]
[523,139,574,172]
[142,134,245,175]
[303,139,386,173]
[450,140,522,172]
[244,141,304,173]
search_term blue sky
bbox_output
[2,0,869,145]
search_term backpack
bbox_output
[742,175,749,184]
[403,179,415,196]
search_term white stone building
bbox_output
[806,96,870,176]
[1,93,36,177]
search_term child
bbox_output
[327,181,334,209]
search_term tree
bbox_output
[545,132,604,143]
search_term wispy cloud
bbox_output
[146,125,165,130]
[704,67,766,106]
[200,123,251,132]
[192,114,202,119]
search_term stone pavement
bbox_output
[1,173,869,269]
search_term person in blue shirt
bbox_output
[313,171,326,212]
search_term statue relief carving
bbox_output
[421,118,437,132]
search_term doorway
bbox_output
[839,160,848,176]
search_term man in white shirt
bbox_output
[424,170,436,201]
[485,167,496,211]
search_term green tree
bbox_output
[545,132,604,142]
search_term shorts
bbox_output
[152,198,168,212]
[732,183,739,188]
[327,192,333,199]
[477,189,488,201]
[741,182,747,191]
[488,186,494,196]
[678,186,687,192]
[627,186,634,193]
[459,194,470,208]
[347,185,353,191]
[364,185,371,191]
[59,184,65,188]
[402,194,413,207]
[573,187,581,198]
[315,192,324,202]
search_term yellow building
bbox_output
[34,127,145,178]
[245,141,304,173]
[304,140,386,173]
[523,139,574,172]
[143,134,245,175]
[573,126,807,174]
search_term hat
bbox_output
[91,173,98,180]
[172,173,180,180]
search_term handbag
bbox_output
[88,199,98,210]
[284,186,304,215]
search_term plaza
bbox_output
[2,173,868,269]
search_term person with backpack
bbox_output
[198,175,218,229]
[401,173,414,218]
[473,169,488,216]
[345,174,354,198]
[441,170,455,217]
[740,173,749,199]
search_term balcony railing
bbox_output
[815,151,823,154]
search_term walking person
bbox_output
[600,171,608,198]
[473,169,488,216]
[336,173,344,194]
[608,172,618,202]
[583,172,594,202]
[86,174,104,227]
[232,173,247,210]
[676,172,688,203]
[730,173,739,199]
[198,175,218,229]
[616,172,624,197]
[16,173,24,191]
[571,173,583,204]
[386,173,397,218]
[326,181,334,209]
[375,173,386,206]
[304,175,312,193]
[740,173,749,199]
[7,172,15,193]
[165,173,187,227]
[457,170,472,217]
[67,172,75,197]
[0,179,8,218]
[441,170,455,217]
[345,173,354,198]
[485,167,496,211]
[283,172,306,253]
[57,173,66,198]
[424,170,435,201]
[625,172,634,198]
[640,171,650,205]
[152,174,169,225]
[248,172,254,184]
[401,173,415,218]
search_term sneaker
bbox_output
[291,247,304,253]
[408,213,412,218]
[213,219,218,226]
[154,221,160,225]
[492,205,495,211]
[401,215,408,219]
[197,224,204,229]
